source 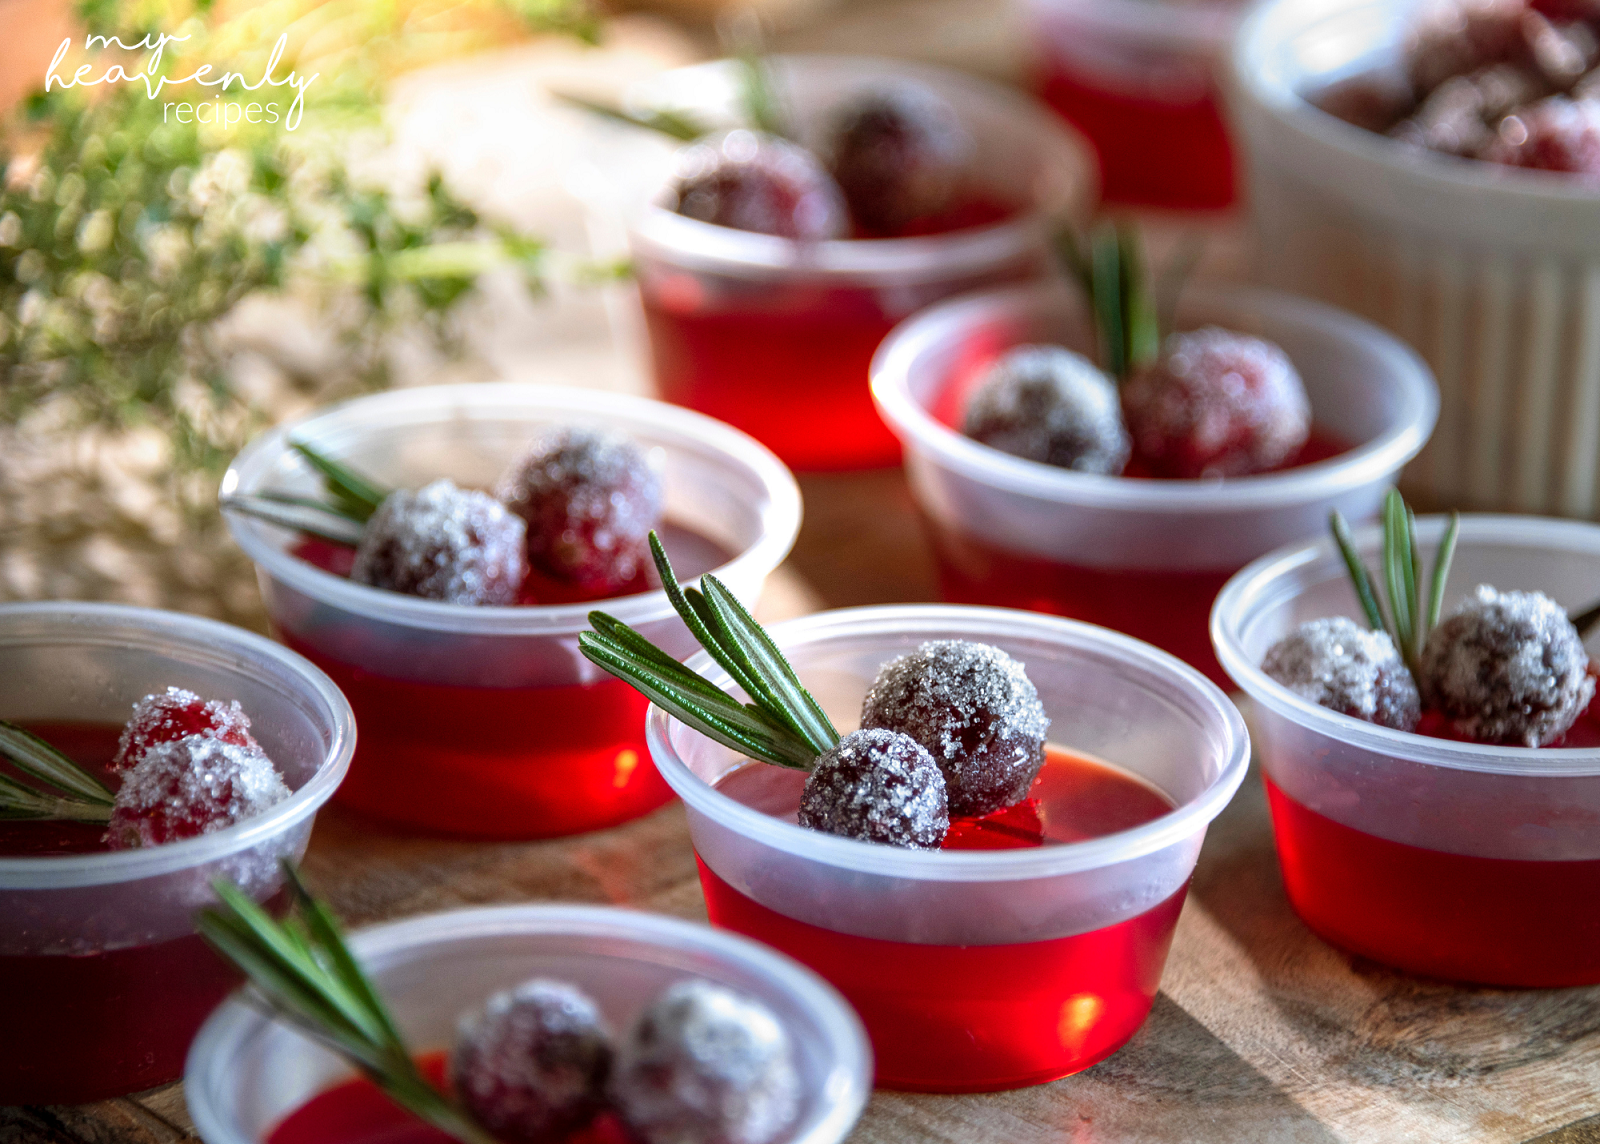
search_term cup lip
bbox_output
[870,279,1439,511]
[624,53,1094,282]
[646,604,1251,882]
[0,602,355,888]
[1027,0,1239,54]
[1212,514,1600,778]
[220,383,802,636]
[185,903,874,1144]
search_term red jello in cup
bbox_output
[0,602,353,1104]
[625,55,1092,472]
[222,383,799,839]
[646,604,1249,1092]
[870,280,1438,686]
[1213,515,1600,987]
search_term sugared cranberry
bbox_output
[1482,95,1600,172]
[611,979,800,1144]
[859,640,1049,818]
[351,479,526,606]
[1262,617,1422,731]
[826,84,972,236]
[1406,0,1531,95]
[1391,65,1547,155]
[112,686,257,773]
[105,735,290,849]
[1121,327,1311,480]
[669,130,848,240]
[963,345,1130,475]
[1420,584,1595,746]
[494,427,663,596]
[451,979,613,1144]
[797,727,949,849]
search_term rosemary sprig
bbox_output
[552,92,706,141]
[579,532,837,771]
[1058,222,1160,382]
[197,863,495,1144]
[222,442,389,546]
[291,441,389,523]
[0,721,114,823]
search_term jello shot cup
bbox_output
[1213,515,1600,987]
[871,279,1438,685]
[647,604,1249,1092]
[222,383,799,839]
[0,602,354,1104]
[186,904,872,1144]
[626,54,1092,472]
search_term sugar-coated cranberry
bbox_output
[1121,327,1311,480]
[859,640,1050,818]
[1391,65,1548,154]
[451,979,613,1144]
[1420,584,1596,746]
[611,979,800,1144]
[112,686,257,773]
[669,130,848,240]
[963,345,1130,475]
[105,735,290,849]
[1261,617,1422,731]
[494,427,664,596]
[1406,0,1531,95]
[825,84,972,236]
[1482,95,1600,172]
[351,479,526,606]
[797,727,949,849]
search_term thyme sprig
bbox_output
[0,721,114,823]
[579,533,837,770]
[221,442,389,546]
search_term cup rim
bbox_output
[646,604,1251,882]
[1211,513,1600,777]
[1027,0,1238,53]
[0,602,355,887]
[869,279,1438,510]
[220,383,802,636]
[185,904,873,1144]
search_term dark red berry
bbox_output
[859,640,1049,818]
[826,84,972,236]
[1483,94,1600,172]
[351,479,526,606]
[451,979,613,1144]
[494,427,663,596]
[963,344,1130,474]
[1261,617,1421,731]
[1121,327,1311,480]
[105,735,290,849]
[669,130,848,240]
[1406,0,1531,95]
[112,686,257,773]
[797,727,949,849]
[611,979,800,1144]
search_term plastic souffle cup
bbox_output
[1213,515,1600,987]
[1231,0,1600,519]
[870,278,1438,687]
[186,904,871,1144]
[646,604,1250,1093]
[221,383,800,840]
[0,603,354,1104]
[1027,0,1243,209]
[625,54,1093,473]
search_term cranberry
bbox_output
[859,640,1049,818]
[1261,617,1422,731]
[669,130,848,240]
[963,344,1130,475]
[1121,327,1311,480]
[826,84,972,236]
[611,979,800,1144]
[112,686,257,773]
[351,479,526,606]
[1406,0,1531,95]
[494,427,663,596]
[797,727,950,849]
[451,979,613,1144]
[105,735,290,849]
[1482,95,1600,172]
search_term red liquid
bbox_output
[701,749,1185,1091]
[1264,776,1600,986]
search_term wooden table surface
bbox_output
[8,469,1600,1144]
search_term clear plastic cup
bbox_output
[221,383,800,839]
[646,604,1249,1092]
[0,602,354,1104]
[185,903,872,1144]
[1026,0,1244,209]
[1231,0,1600,518]
[870,279,1438,685]
[1212,515,1600,987]
[625,54,1093,473]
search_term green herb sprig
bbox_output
[0,721,114,823]
[220,442,389,547]
[579,533,837,770]
[1058,222,1161,382]
[552,93,707,142]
